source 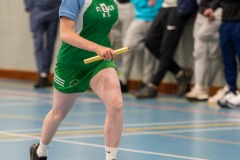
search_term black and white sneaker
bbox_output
[223,93,240,109]
[217,91,238,109]
[30,143,47,160]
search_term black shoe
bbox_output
[175,68,193,96]
[34,77,52,88]
[135,83,158,99]
[137,82,146,92]
[30,143,47,160]
[120,81,128,93]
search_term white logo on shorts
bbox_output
[69,79,79,87]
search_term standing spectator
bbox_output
[136,0,197,98]
[217,0,240,109]
[111,0,135,92]
[24,0,61,88]
[119,0,162,93]
[185,0,222,101]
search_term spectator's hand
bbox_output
[203,8,215,20]
[96,46,115,60]
[148,0,155,7]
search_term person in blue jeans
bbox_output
[217,0,240,109]
[24,0,61,88]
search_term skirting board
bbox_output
[0,69,219,95]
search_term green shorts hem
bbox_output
[53,61,116,94]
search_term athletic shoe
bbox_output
[175,68,193,96]
[120,80,128,93]
[208,85,229,105]
[137,82,146,92]
[185,85,209,101]
[135,83,158,98]
[225,94,240,109]
[217,91,238,109]
[30,143,47,160]
[34,77,52,88]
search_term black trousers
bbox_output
[145,7,191,85]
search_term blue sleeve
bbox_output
[59,0,85,22]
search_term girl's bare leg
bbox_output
[40,88,78,145]
[90,68,123,148]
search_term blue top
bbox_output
[130,0,162,21]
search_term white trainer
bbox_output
[208,85,229,105]
[224,93,240,109]
[217,91,239,108]
[185,85,209,101]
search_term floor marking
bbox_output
[54,139,207,160]
[0,131,206,159]
[152,132,240,145]
[2,118,240,133]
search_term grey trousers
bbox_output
[112,2,135,70]
[193,8,222,89]
[120,20,159,84]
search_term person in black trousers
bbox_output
[136,0,198,98]
[24,0,61,88]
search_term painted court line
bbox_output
[55,139,207,160]
[1,118,240,133]
[0,131,206,160]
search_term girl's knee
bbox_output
[50,109,68,121]
[107,98,123,113]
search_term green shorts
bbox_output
[53,60,116,93]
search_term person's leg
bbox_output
[90,68,123,160]
[231,23,240,72]
[152,8,190,85]
[192,13,209,88]
[145,8,168,59]
[220,22,238,92]
[31,88,78,159]
[32,23,54,88]
[44,18,59,75]
[136,8,191,98]
[120,20,145,89]
[201,8,222,89]
[32,25,45,76]
[112,2,134,75]
[207,39,221,87]
[142,22,160,85]
[184,13,209,100]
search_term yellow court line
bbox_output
[153,132,240,145]
[0,113,98,127]
[1,122,240,139]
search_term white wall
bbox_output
[0,1,228,87]
[0,0,60,71]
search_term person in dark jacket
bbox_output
[217,0,240,109]
[24,0,61,88]
[135,0,197,98]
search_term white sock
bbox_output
[37,141,49,157]
[105,146,118,160]
[40,72,48,78]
